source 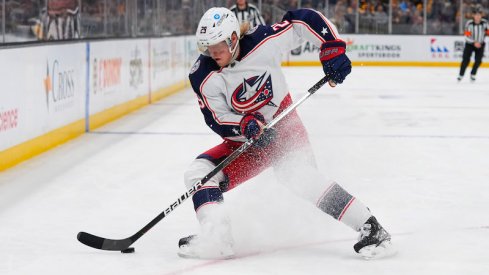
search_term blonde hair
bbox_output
[239,22,251,38]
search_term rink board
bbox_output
[0,43,87,155]
[0,37,197,171]
[1,33,487,171]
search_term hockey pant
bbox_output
[459,42,485,76]
[184,110,371,231]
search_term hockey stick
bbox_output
[77,76,330,252]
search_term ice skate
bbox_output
[354,216,395,260]
[177,210,234,259]
[178,233,234,259]
[457,75,463,82]
[470,75,476,82]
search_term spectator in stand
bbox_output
[333,0,348,32]
[373,4,388,33]
[399,0,408,12]
[410,8,424,34]
[344,5,356,33]
[46,0,80,40]
[229,0,266,28]
[440,1,457,34]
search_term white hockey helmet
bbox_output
[196,7,240,56]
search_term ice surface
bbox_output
[1,67,488,275]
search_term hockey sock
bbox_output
[316,182,372,231]
[192,186,223,212]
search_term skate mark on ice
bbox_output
[164,225,489,275]
[164,237,353,275]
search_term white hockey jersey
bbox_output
[189,9,340,142]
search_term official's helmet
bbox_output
[473,4,483,15]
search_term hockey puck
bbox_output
[121,247,135,254]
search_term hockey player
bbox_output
[179,7,393,260]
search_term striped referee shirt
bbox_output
[464,19,489,44]
[229,3,266,27]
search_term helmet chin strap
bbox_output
[227,35,240,63]
[230,43,239,62]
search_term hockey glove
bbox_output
[240,112,276,147]
[319,39,352,85]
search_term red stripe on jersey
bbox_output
[241,24,294,60]
[291,20,326,43]
[312,9,339,40]
[200,68,240,126]
[242,13,337,63]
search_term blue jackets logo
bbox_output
[231,72,276,114]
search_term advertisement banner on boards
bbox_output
[185,35,200,74]
[89,39,150,114]
[150,37,187,90]
[0,44,86,151]
[285,35,479,63]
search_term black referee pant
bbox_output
[459,42,485,76]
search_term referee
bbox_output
[458,5,489,82]
[229,0,266,28]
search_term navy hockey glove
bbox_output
[319,39,352,85]
[240,112,276,147]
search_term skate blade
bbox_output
[358,240,397,260]
[177,251,235,260]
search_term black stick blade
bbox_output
[77,231,133,251]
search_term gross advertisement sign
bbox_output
[285,34,480,63]
[0,44,86,151]
[89,39,150,114]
